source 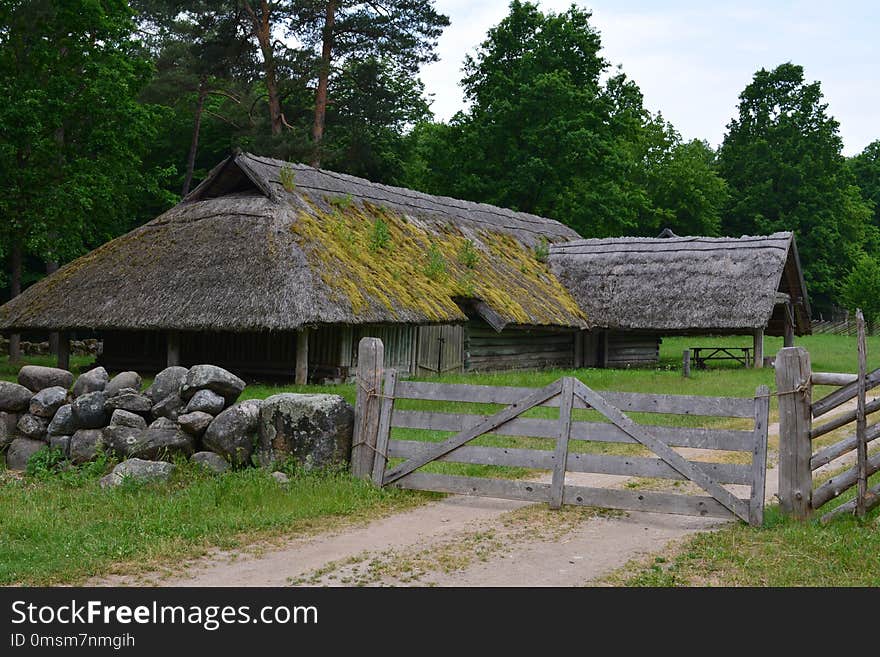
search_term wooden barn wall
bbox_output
[416,325,465,375]
[351,324,418,375]
[604,331,661,368]
[464,321,576,372]
[98,330,166,373]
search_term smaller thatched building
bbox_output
[549,232,811,368]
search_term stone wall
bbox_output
[0,336,100,357]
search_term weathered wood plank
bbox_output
[811,366,880,418]
[856,310,868,517]
[295,328,309,385]
[810,397,880,440]
[810,421,880,470]
[382,380,564,486]
[562,485,736,519]
[812,451,880,509]
[391,410,756,451]
[811,372,858,386]
[753,328,764,368]
[387,440,753,485]
[572,379,750,522]
[393,381,754,418]
[820,481,880,523]
[166,330,180,367]
[550,377,575,509]
[371,369,398,486]
[351,337,384,479]
[776,347,813,519]
[683,350,691,378]
[57,332,70,371]
[394,472,551,503]
[750,385,771,526]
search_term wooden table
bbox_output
[690,346,753,369]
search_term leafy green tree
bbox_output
[718,63,873,309]
[841,254,880,325]
[850,140,880,228]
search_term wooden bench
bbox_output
[690,346,753,369]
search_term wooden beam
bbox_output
[371,369,398,486]
[56,332,70,371]
[351,337,384,479]
[166,331,181,367]
[775,347,813,519]
[600,331,608,369]
[295,328,309,385]
[573,330,583,369]
[783,301,795,348]
[856,309,868,517]
[749,385,771,526]
[550,377,574,509]
[682,349,691,378]
[753,328,764,368]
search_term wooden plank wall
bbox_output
[352,325,417,375]
[417,325,465,375]
[605,331,661,368]
[464,321,575,372]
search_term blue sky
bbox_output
[420,1,878,155]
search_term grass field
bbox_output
[0,331,876,585]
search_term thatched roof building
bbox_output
[0,152,587,380]
[549,232,811,368]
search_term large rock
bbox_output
[49,435,70,458]
[0,381,33,412]
[72,367,109,397]
[149,417,177,431]
[5,437,47,470]
[177,411,213,436]
[100,459,176,488]
[181,365,245,404]
[144,366,188,403]
[69,428,104,464]
[17,414,48,441]
[71,391,107,429]
[104,389,152,414]
[18,365,74,392]
[29,386,68,418]
[191,451,230,474]
[109,409,147,430]
[184,389,225,415]
[202,400,262,467]
[0,411,21,450]
[104,371,142,398]
[125,425,194,461]
[151,393,184,422]
[47,404,77,436]
[102,425,144,459]
[257,394,353,469]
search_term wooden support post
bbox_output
[783,302,795,348]
[166,331,181,367]
[550,377,575,509]
[856,309,868,517]
[682,349,691,378]
[351,337,384,479]
[573,331,583,369]
[56,332,70,371]
[8,334,21,364]
[600,331,609,369]
[753,328,764,368]
[295,328,309,385]
[776,346,813,519]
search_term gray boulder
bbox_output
[104,389,152,414]
[109,409,147,430]
[104,371,142,397]
[71,391,107,429]
[181,365,245,404]
[100,459,176,488]
[177,411,213,436]
[102,425,144,458]
[47,404,77,436]
[184,389,226,415]
[18,365,74,392]
[191,451,230,474]
[151,392,184,422]
[72,367,109,397]
[5,437,47,470]
[257,394,353,469]
[0,381,33,412]
[149,417,177,431]
[0,411,21,450]
[125,425,194,461]
[17,414,48,441]
[271,470,290,485]
[202,399,262,467]
[49,435,70,458]
[69,428,104,464]
[29,386,68,418]
[144,366,188,402]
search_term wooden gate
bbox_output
[356,364,770,526]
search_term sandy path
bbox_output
[94,394,867,588]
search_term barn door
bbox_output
[417,325,463,374]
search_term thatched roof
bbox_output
[549,232,811,335]
[0,152,586,332]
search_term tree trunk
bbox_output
[311,0,337,167]
[8,240,22,364]
[182,79,208,196]
[243,1,283,135]
[46,259,59,355]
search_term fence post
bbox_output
[351,337,384,479]
[682,349,691,378]
[776,346,813,519]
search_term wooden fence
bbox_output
[812,317,879,336]
[352,337,770,526]
[777,311,880,522]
